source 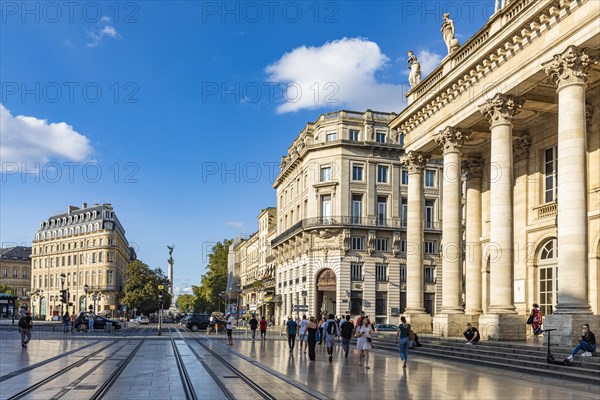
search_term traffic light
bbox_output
[60,289,67,303]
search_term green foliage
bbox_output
[122,260,172,315]
[176,294,195,312]
[0,283,15,296]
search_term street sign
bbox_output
[123,306,127,311]
[293,304,308,311]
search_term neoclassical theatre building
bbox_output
[270,110,443,325]
[389,0,599,344]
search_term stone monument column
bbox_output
[542,46,598,346]
[478,93,525,340]
[432,127,473,336]
[463,158,483,317]
[400,151,432,332]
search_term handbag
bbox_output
[526,315,534,325]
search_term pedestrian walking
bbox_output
[18,312,33,348]
[226,313,234,345]
[62,311,70,333]
[323,314,339,362]
[529,303,544,337]
[317,318,324,345]
[249,315,258,341]
[259,316,268,341]
[355,317,373,369]
[87,313,95,333]
[286,316,297,352]
[564,324,596,364]
[298,315,308,353]
[340,315,354,358]
[396,316,411,368]
[307,316,318,361]
[70,313,76,332]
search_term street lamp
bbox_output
[158,284,164,336]
[60,273,66,316]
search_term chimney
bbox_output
[67,206,79,214]
[82,202,88,208]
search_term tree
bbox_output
[122,260,173,315]
[0,283,15,295]
[176,294,195,312]
[193,239,232,312]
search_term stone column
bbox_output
[478,93,525,340]
[542,46,598,346]
[463,158,483,316]
[400,151,432,332]
[431,127,473,336]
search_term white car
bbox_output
[135,316,149,325]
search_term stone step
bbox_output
[363,338,600,384]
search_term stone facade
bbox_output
[30,203,134,319]
[390,0,600,343]
[0,246,32,313]
[271,110,443,326]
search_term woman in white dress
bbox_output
[355,317,374,369]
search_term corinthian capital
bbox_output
[434,126,470,154]
[400,151,430,174]
[543,46,598,89]
[479,93,524,126]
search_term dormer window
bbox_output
[376,131,386,143]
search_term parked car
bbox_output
[373,324,398,332]
[135,316,149,325]
[75,312,122,330]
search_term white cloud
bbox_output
[265,37,406,113]
[226,221,245,229]
[402,50,443,77]
[87,17,119,48]
[0,104,94,171]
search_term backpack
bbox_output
[18,317,28,329]
[326,321,337,336]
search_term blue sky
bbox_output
[1,1,492,296]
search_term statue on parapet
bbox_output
[407,50,421,88]
[441,13,460,55]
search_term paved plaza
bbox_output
[0,323,598,399]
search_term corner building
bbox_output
[389,0,600,343]
[272,110,443,325]
[30,203,135,319]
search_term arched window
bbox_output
[58,229,62,237]
[95,222,100,231]
[88,224,93,232]
[36,233,40,241]
[538,238,558,316]
[93,211,97,219]
[69,228,74,235]
[81,225,87,234]
[75,226,80,234]
[52,231,57,238]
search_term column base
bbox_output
[543,314,600,347]
[479,314,526,341]
[433,314,476,337]
[405,313,432,333]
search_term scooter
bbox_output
[543,328,563,364]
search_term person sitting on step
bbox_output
[463,323,480,344]
[564,324,596,363]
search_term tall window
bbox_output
[376,238,389,252]
[321,195,332,224]
[13,268,18,278]
[401,168,408,185]
[424,241,436,254]
[425,169,436,187]
[376,291,387,315]
[376,264,387,281]
[351,263,363,281]
[376,131,386,143]
[425,200,434,229]
[320,166,332,182]
[539,239,558,315]
[400,265,407,282]
[377,196,387,226]
[377,165,388,183]
[350,291,363,314]
[351,237,364,251]
[352,164,363,181]
[424,266,435,283]
[544,146,557,203]
[326,131,337,142]
[351,194,362,223]
[401,198,408,227]
[349,129,359,141]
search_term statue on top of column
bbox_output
[441,13,460,55]
[407,50,421,88]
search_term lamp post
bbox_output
[158,284,164,336]
[60,273,66,316]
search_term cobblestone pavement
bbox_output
[0,324,597,399]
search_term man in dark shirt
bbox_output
[18,312,33,348]
[248,315,258,341]
[464,323,480,344]
[286,316,297,352]
[340,315,354,357]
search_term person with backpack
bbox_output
[395,316,411,368]
[248,315,258,341]
[286,316,297,352]
[18,312,33,348]
[259,316,268,341]
[340,315,354,358]
[323,313,338,362]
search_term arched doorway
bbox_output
[316,269,336,318]
[538,239,558,315]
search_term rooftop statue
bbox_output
[407,50,421,88]
[441,13,460,55]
